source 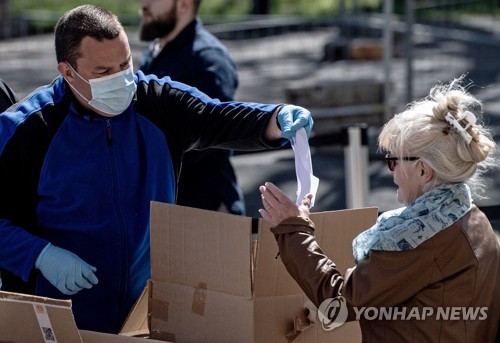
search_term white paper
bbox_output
[291,128,319,207]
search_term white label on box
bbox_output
[33,303,58,342]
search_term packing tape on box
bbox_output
[32,303,58,343]
[150,330,176,342]
[150,298,169,322]
[291,128,319,207]
[285,299,317,343]
[192,282,207,316]
[149,298,176,342]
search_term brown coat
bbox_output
[272,206,500,342]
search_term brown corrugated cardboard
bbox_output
[0,290,82,343]
[133,202,378,343]
[120,280,152,338]
[0,290,168,343]
[80,330,165,342]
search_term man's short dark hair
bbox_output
[54,4,124,69]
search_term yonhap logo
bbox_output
[318,296,348,331]
[316,297,489,332]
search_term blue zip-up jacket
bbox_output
[0,71,282,333]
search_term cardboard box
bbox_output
[0,290,165,343]
[81,330,163,343]
[0,291,81,342]
[122,202,378,342]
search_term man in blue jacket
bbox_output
[0,4,312,334]
[139,0,246,215]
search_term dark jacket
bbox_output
[0,71,282,333]
[140,18,245,214]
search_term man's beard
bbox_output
[139,10,177,41]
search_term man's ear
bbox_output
[419,160,434,185]
[58,62,73,82]
[177,0,193,16]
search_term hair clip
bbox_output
[444,111,475,144]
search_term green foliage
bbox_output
[271,0,382,16]
[10,0,368,32]
[10,0,496,32]
[199,0,252,17]
[11,0,383,19]
[10,0,140,17]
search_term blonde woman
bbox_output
[260,78,500,342]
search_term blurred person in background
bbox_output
[260,77,499,342]
[139,0,245,215]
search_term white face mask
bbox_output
[67,64,137,116]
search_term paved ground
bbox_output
[1,22,499,242]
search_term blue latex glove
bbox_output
[35,243,98,295]
[277,105,314,140]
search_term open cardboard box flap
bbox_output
[150,203,253,297]
[121,202,378,342]
[0,290,165,342]
[0,290,82,342]
[253,207,375,298]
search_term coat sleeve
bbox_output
[0,220,48,281]
[0,118,49,282]
[134,72,286,155]
[271,217,470,311]
[271,217,345,308]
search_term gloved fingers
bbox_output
[74,277,94,290]
[64,285,82,295]
[71,262,98,290]
[64,274,92,294]
[278,105,313,139]
[63,270,85,294]
[281,131,294,140]
[54,278,81,295]
[289,111,313,137]
[278,116,293,139]
[294,116,314,138]
[288,113,308,129]
[306,116,314,137]
[37,244,98,296]
[81,265,99,286]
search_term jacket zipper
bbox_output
[105,119,128,328]
[106,120,112,146]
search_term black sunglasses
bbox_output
[385,153,419,172]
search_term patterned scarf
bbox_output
[352,183,472,262]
